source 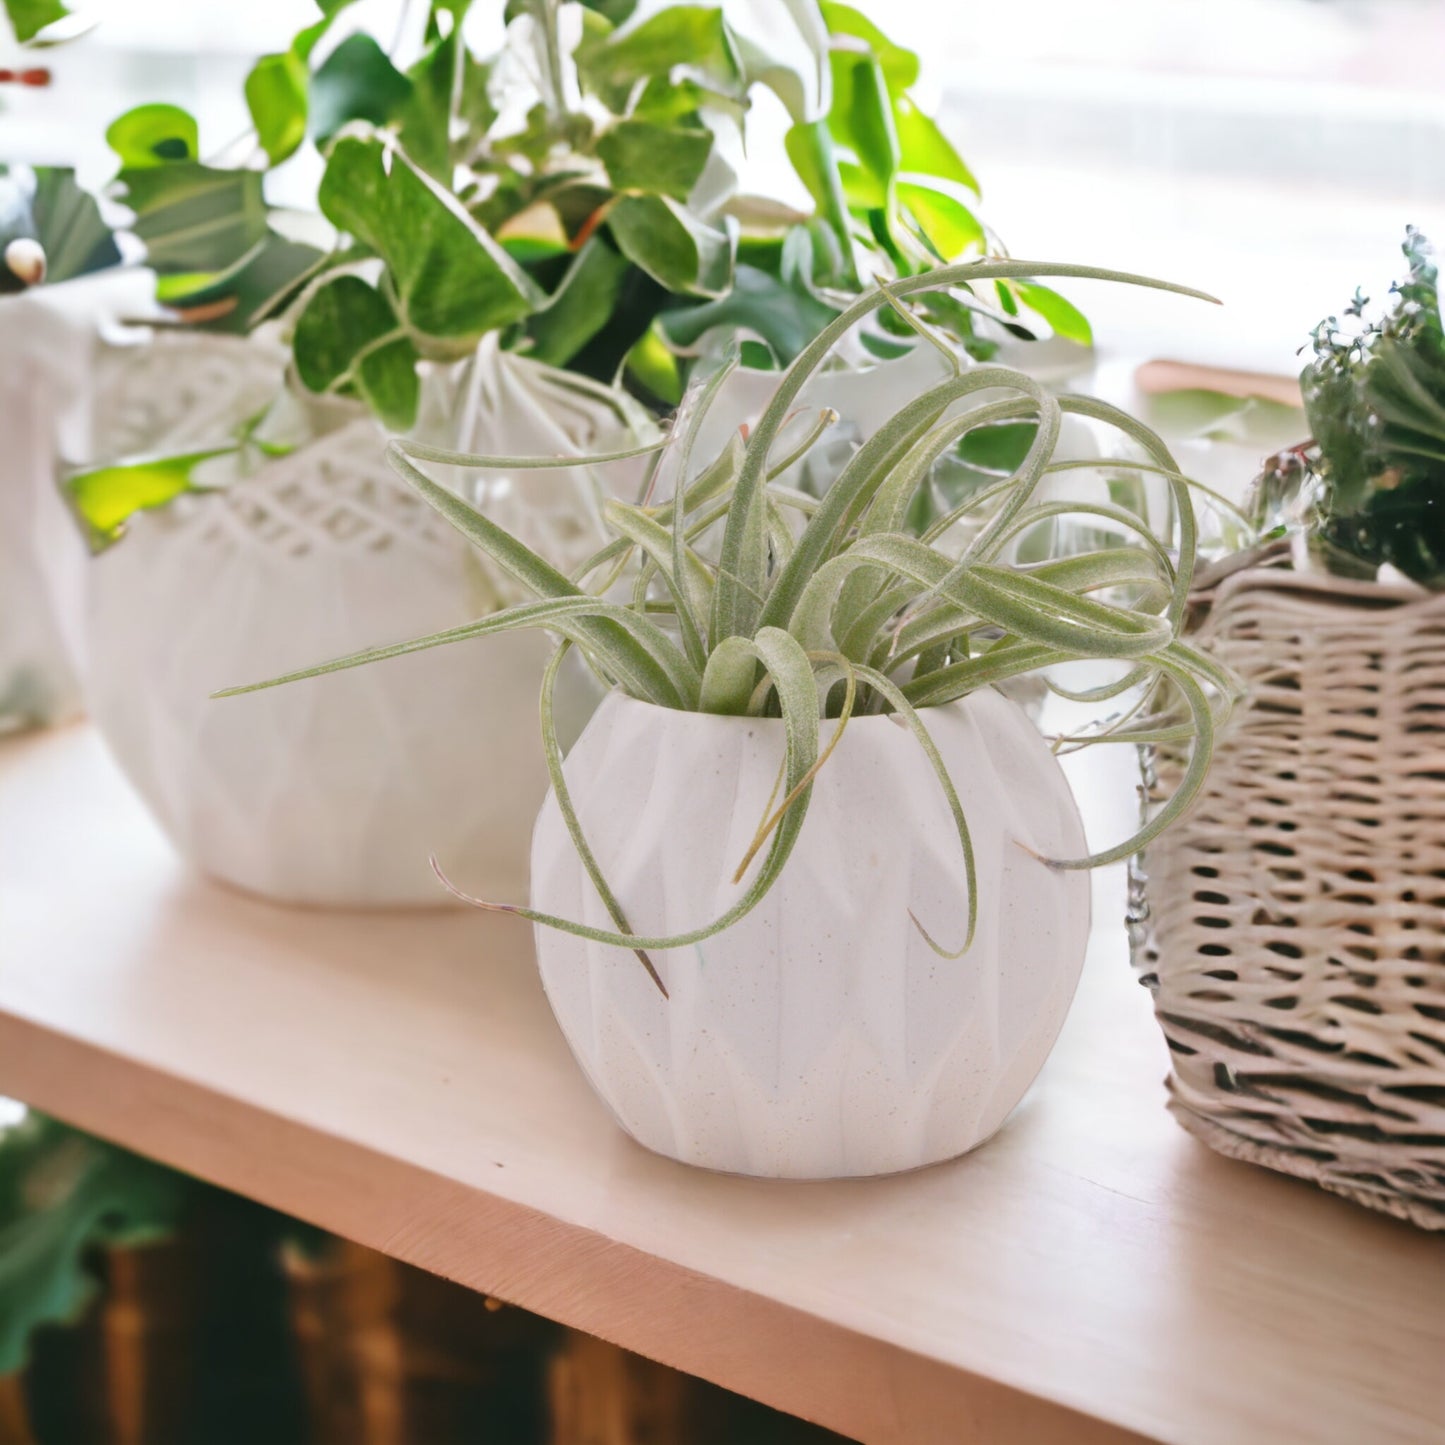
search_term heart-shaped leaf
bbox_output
[293,273,420,429]
[105,104,199,169]
[319,132,542,343]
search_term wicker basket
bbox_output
[1129,560,1445,1229]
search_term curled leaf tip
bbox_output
[907,908,972,960]
[429,855,518,913]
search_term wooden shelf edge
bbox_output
[0,1009,1154,1445]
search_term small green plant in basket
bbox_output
[1253,227,1445,588]
[221,258,1234,1179]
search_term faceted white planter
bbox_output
[83,339,638,907]
[531,689,1091,1178]
[0,268,156,730]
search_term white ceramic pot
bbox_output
[83,338,640,907]
[531,688,1091,1178]
[0,268,155,730]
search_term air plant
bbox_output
[219,260,1235,984]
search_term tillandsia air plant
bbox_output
[220,260,1236,991]
[1252,227,1445,588]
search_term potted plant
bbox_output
[64,0,1085,908]
[1129,228,1445,1229]
[222,258,1227,1178]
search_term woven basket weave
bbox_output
[1128,560,1445,1230]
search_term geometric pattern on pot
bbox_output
[93,330,288,459]
[83,417,599,907]
[532,688,1091,1179]
[1129,564,1445,1229]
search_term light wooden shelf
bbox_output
[1,725,1440,1445]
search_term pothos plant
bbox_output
[221,259,1233,992]
[102,0,1084,434]
[1252,227,1445,588]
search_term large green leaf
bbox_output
[105,104,199,169]
[607,193,732,297]
[3,0,67,43]
[245,49,309,165]
[116,162,269,276]
[293,274,420,430]
[596,119,711,201]
[311,33,413,144]
[318,132,541,343]
[0,1113,191,1376]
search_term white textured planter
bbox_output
[0,268,155,730]
[83,339,637,907]
[531,689,1091,1178]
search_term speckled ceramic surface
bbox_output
[531,689,1091,1178]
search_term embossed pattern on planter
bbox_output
[85,418,592,906]
[531,689,1091,1178]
